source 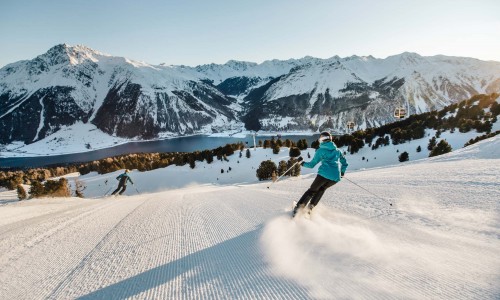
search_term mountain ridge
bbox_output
[1,44,500,146]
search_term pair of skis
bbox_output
[103,185,140,197]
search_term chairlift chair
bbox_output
[346,121,355,131]
[394,107,407,119]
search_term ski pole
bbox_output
[104,187,113,196]
[134,186,140,194]
[342,177,393,206]
[267,161,300,189]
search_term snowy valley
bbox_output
[1,44,500,156]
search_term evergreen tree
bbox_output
[205,153,214,164]
[297,139,308,150]
[301,139,308,149]
[29,181,44,198]
[427,137,437,151]
[44,178,70,197]
[278,160,288,176]
[270,137,276,148]
[287,158,301,177]
[189,157,196,169]
[74,179,85,198]
[246,148,251,158]
[5,173,23,190]
[416,145,422,152]
[430,140,452,157]
[399,151,409,162]
[289,147,301,158]
[272,144,280,154]
[256,160,278,180]
[17,184,27,200]
[223,144,235,156]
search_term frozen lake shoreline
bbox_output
[0,133,318,168]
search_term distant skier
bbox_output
[293,131,348,217]
[111,169,134,196]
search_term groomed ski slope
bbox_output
[0,137,499,299]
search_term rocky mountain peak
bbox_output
[395,52,424,65]
[39,44,107,67]
[224,60,258,71]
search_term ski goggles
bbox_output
[318,135,331,142]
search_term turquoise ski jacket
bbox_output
[117,173,133,185]
[302,141,348,182]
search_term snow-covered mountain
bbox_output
[191,58,317,97]
[0,44,239,144]
[239,53,500,131]
[1,44,500,146]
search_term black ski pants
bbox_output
[297,175,337,208]
[112,183,127,195]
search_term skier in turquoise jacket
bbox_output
[293,131,348,217]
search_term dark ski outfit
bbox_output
[112,171,134,195]
[293,133,348,216]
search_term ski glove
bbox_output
[297,156,303,162]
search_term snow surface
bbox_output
[0,136,499,299]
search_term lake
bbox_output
[0,134,319,168]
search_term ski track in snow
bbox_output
[0,139,499,299]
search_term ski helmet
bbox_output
[125,169,130,173]
[318,131,332,143]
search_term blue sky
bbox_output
[0,0,499,67]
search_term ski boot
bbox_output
[292,204,304,218]
[306,204,315,217]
